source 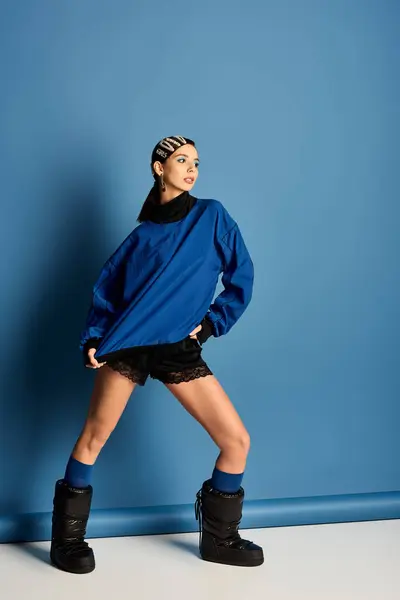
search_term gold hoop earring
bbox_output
[160,173,166,191]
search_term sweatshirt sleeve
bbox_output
[79,231,135,353]
[205,205,254,338]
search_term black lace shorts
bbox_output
[106,335,213,386]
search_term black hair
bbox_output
[137,181,159,223]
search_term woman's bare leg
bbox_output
[71,365,137,465]
[165,375,265,567]
[164,375,250,473]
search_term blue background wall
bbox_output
[1,0,399,542]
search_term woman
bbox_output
[50,135,264,573]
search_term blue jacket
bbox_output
[79,198,254,362]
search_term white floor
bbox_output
[1,520,399,600]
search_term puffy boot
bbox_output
[194,479,264,567]
[50,479,95,574]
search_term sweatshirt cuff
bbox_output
[197,316,214,345]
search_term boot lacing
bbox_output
[194,490,203,552]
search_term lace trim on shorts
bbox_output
[107,360,146,385]
[152,365,213,384]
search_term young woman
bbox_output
[50,135,264,573]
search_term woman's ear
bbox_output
[152,160,163,177]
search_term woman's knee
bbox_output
[80,419,114,453]
[221,430,251,457]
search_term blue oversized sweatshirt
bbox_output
[79,197,254,363]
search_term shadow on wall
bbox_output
[0,156,137,518]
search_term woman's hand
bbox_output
[189,324,202,340]
[86,348,107,369]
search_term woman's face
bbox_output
[154,144,200,195]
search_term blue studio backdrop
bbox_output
[0,0,399,543]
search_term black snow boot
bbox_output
[194,479,264,567]
[50,479,95,574]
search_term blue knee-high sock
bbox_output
[64,456,93,488]
[211,467,244,493]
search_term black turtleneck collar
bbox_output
[141,187,198,224]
